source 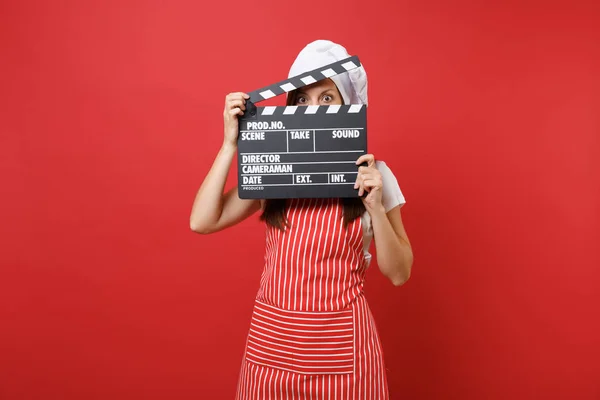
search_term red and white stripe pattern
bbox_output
[246,300,354,375]
[237,199,389,399]
[256,198,367,312]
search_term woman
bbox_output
[190,40,413,399]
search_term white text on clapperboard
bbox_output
[239,120,364,188]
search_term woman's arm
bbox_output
[355,155,414,286]
[369,206,413,286]
[189,92,261,234]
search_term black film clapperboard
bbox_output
[237,56,367,199]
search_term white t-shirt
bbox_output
[361,161,406,267]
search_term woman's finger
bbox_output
[226,92,250,101]
[361,178,381,190]
[224,93,249,110]
[358,169,381,183]
[354,171,363,189]
[359,182,374,197]
[227,99,246,111]
[357,173,369,183]
[358,166,378,176]
[355,154,376,168]
[229,107,244,116]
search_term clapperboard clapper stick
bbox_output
[237,56,367,199]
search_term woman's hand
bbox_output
[354,154,384,214]
[223,92,249,147]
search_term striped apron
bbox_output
[236,198,389,399]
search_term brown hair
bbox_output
[259,84,366,230]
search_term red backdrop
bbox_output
[1,0,598,399]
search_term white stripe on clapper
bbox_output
[342,61,358,70]
[280,83,296,92]
[321,68,336,78]
[259,90,276,99]
[283,106,297,115]
[262,106,277,116]
[301,76,317,85]
[304,105,319,114]
[348,104,363,113]
[326,105,341,114]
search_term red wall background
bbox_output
[1,0,598,399]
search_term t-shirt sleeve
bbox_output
[376,160,406,212]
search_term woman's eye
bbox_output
[297,97,306,104]
[323,95,332,102]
